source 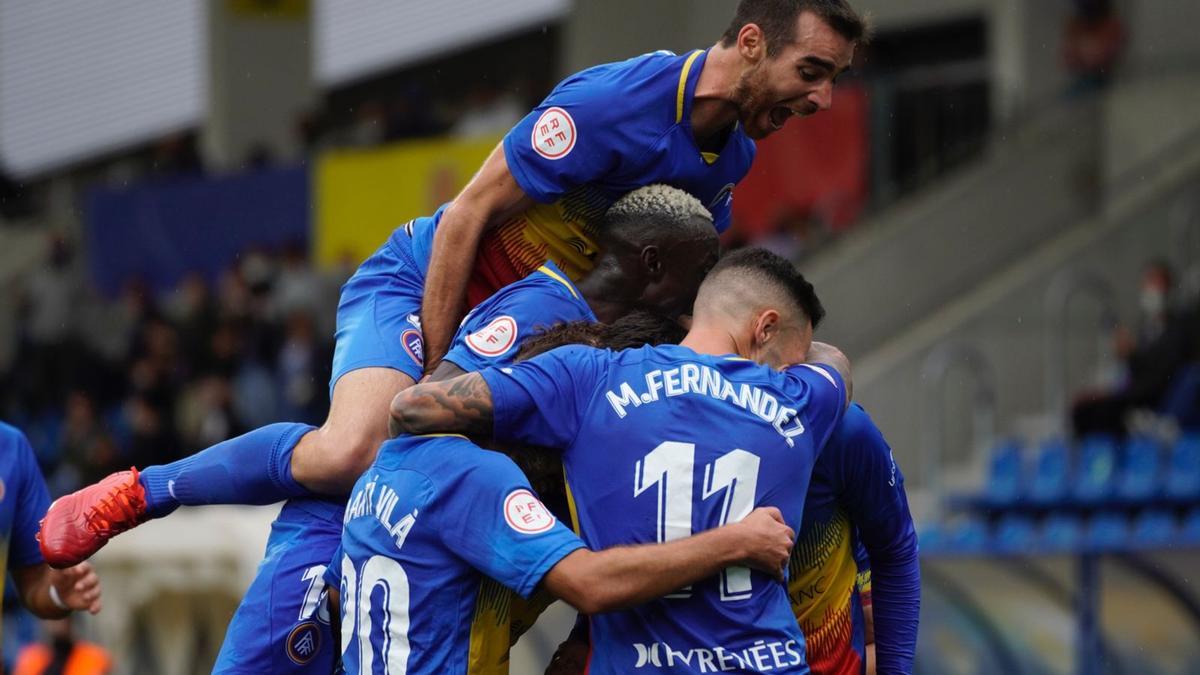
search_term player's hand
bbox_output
[50,562,102,614]
[735,507,794,581]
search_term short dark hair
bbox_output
[721,0,869,54]
[514,310,687,363]
[707,247,825,328]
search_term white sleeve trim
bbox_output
[798,363,839,389]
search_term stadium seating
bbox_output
[1073,435,1119,504]
[1182,508,1200,544]
[993,515,1037,554]
[1130,510,1175,548]
[1085,512,1130,551]
[1040,514,1084,553]
[1029,439,1071,505]
[985,440,1024,506]
[932,431,1200,556]
[1165,435,1200,500]
[1116,435,1162,502]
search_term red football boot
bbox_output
[38,468,150,568]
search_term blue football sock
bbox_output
[138,422,315,517]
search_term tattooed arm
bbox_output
[389,372,495,438]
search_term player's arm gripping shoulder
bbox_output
[389,372,494,438]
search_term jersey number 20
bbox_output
[634,441,761,601]
[340,554,411,672]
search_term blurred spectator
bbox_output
[451,84,525,138]
[276,311,326,424]
[272,244,325,324]
[148,131,204,177]
[53,392,119,491]
[1063,0,1125,94]
[177,375,244,452]
[13,618,111,675]
[163,273,219,374]
[1072,260,1195,438]
[17,236,84,412]
[1,241,340,491]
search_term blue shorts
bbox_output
[213,498,345,674]
[329,227,426,397]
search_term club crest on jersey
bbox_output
[401,329,424,365]
[532,107,576,160]
[504,488,556,534]
[285,621,322,665]
[466,316,518,357]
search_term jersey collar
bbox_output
[676,49,739,165]
[537,260,598,322]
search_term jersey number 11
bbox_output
[634,441,761,601]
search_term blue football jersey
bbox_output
[481,344,846,674]
[1,422,51,645]
[397,49,755,302]
[443,260,595,373]
[335,435,585,675]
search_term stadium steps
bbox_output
[803,99,1099,361]
[844,122,1200,500]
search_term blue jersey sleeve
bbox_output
[437,452,586,598]
[831,406,920,675]
[11,432,50,569]
[786,363,848,451]
[480,345,608,449]
[503,76,648,204]
[443,285,594,374]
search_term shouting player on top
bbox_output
[39,0,866,570]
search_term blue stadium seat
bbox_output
[1029,439,1071,505]
[1074,435,1119,503]
[1116,435,1162,502]
[1084,513,1129,552]
[1164,435,1200,500]
[1181,508,1200,544]
[916,523,945,554]
[1040,514,1084,553]
[943,518,988,554]
[993,515,1037,554]
[1130,510,1176,548]
[985,440,1024,506]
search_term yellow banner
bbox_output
[314,135,501,266]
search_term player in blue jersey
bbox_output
[1,423,102,653]
[503,355,919,675]
[42,0,865,585]
[206,186,718,674]
[788,404,919,675]
[391,248,853,673]
[331,434,795,675]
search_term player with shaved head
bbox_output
[390,248,851,673]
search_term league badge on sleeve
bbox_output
[531,107,576,160]
[466,316,518,358]
[504,489,556,534]
[285,621,322,665]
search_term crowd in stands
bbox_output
[0,235,349,499]
[1072,260,1200,439]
